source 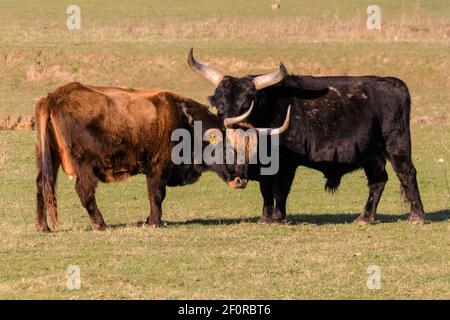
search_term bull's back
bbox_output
[43,82,182,182]
[286,75,407,92]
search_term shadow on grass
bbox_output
[107,220,146,230]
[172,209,449,226]
[107,209,449,228]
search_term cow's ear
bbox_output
[208,95,217,109]
[180,104,195,127]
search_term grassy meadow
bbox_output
[0,0,449,299]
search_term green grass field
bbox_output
[0,0,449,299]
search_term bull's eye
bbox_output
[209,134,216,145]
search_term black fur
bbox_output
[208,72,427,224]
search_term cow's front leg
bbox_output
[385,136,428,224]
[272,159,297,224]
[272,188,289,224]
[259,180,274,223]
[272,203,286,223]
[75,173,107,231]
[356,158,388,225]
[146,176,166,227]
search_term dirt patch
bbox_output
[25,64,73,82]
[0,115,35,131]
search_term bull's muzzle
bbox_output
[228,177,248,189]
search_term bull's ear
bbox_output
[180,104,195,126]
[208,95,217,109]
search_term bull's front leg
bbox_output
[272,159,297,224]
[356,157,388,225]
[75,178,107,231]
[146,176,166,227]
[273,187,289,224]
[259,179,274,223]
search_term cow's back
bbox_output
[44,82,183,182]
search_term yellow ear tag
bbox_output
[209,134,216,145]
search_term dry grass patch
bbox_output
[2,8,449,44]
[411,115,449,124]
[25,64,74,83]
[0,140,6,170]
[0,115,35,131]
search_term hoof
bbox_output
[271,218,289,225]
[355,215,373,225]
[408,214,429,225]
[146,220,166,228]
[92,223,108,231]
[258,218,272,225]
[36,224,52,233]
[150,223,166,228]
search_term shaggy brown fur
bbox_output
[35,82,248,231]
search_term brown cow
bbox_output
[35,82,289,231]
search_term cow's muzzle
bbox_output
[228,177,248,189]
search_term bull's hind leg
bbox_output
[35,148,60,232]
[75,167,107,230]
[385,133,427,224]
[389,154,427,224]
[36,170,50,232]
[356,157,388,225]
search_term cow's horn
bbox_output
[223,101,254,128]
[187,48,223,86]
[253,63,287,90]
[255,105,291,135]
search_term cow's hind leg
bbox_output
[35,148,60,232]
[385,131,427,224]
[36,170,49,232]
[75,167,107,230]
[356,157,388,225]
[389,154,427,224]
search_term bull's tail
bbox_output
[382,76,411,129]
[36,98,58,229]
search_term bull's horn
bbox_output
[253,62,287,90]
[255,105,291,135]
[187,48,223,86]
[223,101,254,128]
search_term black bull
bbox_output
[188,49,427,225]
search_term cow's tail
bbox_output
[401,83,411,133]
[36,97,58,229]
